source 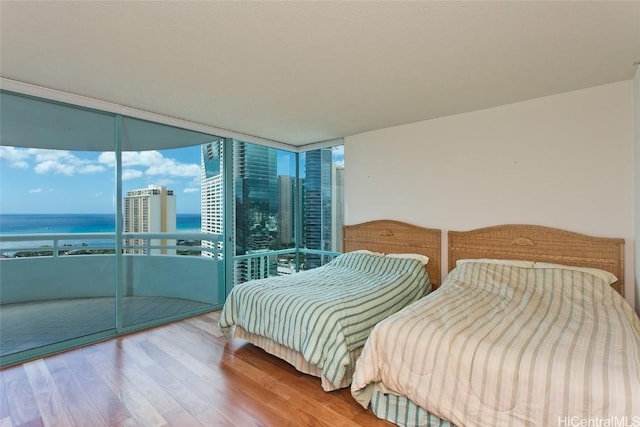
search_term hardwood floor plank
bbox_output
[81,349,169,427]
[61,351,131,426]
[92,341,182,416]
[162,407,205,427]
[22,359,76,427]
[136,339,194,381]
[115,338,157,370]
[1,311,393,427]
[188,316,224,338]
[2,366,43,426]
[145,332,228,386]
[192,407,245,427]
[157,321,225,362]
[131,344,214,417]
[43,358,108,427]
[180,373,274,426]
[0,370,11,420]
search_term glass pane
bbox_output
[119,117,224,329]
[232,141,296,284]
[233,251,297,281]
[0,93,116,360]
[300,145,345,269]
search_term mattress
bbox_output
[352,262,640,426]
[219,252,432,391]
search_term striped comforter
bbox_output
[219,252,431,390]
[351,262,640,427]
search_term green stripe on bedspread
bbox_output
[370,391,454,427]
[219,252,431,389]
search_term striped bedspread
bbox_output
[351,262,640,427]
[219,252,431,390]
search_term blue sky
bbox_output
[0,145,343,214]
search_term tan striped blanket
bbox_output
[219,252,431,390]
[351,262,640,427]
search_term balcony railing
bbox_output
[0,231,342,365]
[0,232,221,257]
[0,231,227,365]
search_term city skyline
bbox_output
[198,141,345,282]
[0,145,343,214]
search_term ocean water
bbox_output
[0,213,202,252]
[0,213,201,234]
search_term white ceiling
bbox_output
[1,1,639,147]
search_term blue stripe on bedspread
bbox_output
[218,252,431,388]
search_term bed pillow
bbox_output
[456,258,535,268]
[386,253,429,265]
[533,262,618,284]
[351,249,385,256]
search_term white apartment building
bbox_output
[123,185,177,255]
[201,141,224,259]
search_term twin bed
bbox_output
[219,220,441,391]
[219,221,640,426]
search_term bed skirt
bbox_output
[234,326,362,391]
[368,388,454,427]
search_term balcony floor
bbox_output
[1,296,213,357]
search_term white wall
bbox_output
[345,81,636,309]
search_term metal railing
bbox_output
[0,232,223,257]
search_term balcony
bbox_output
[0,232,225,366]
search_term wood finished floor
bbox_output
[0,311,394,427]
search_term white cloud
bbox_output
[99,150,200,179]
[146,159,200,178]
[122,169,144,180]
[29,188,43,194]
[183,187,199,193]
[34,159,75,175]
[149,177,175,187]
[29,149,106,176]
[97,152,115,165]
[77,164,107,174]
[0,146,30,169]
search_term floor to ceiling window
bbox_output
[0,89,345,366]
[0,91,225,365]
[230,141,345,284]
[117,117,225,331]
[232,141,297,283]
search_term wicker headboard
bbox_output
[448,224,625,296]
[343,220,441,287]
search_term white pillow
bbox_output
[533,262,618,285]
[456,258,534,268]
[386,253,429,265]
[351,249,385,256]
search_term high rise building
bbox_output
[123,185,176,255]
[201,141,224,259]
[332,164,344,252]
[278,174,295,248]
[233,142,279,282]
[304,148,333,269]
[200,141,279,282]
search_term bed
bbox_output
[219,220,441,391]
[351,224,640,426]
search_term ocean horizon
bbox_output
[0,213,203,253]
[0,213,202,235]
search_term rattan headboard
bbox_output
[448,224,625,296]
[343,220,441,287]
